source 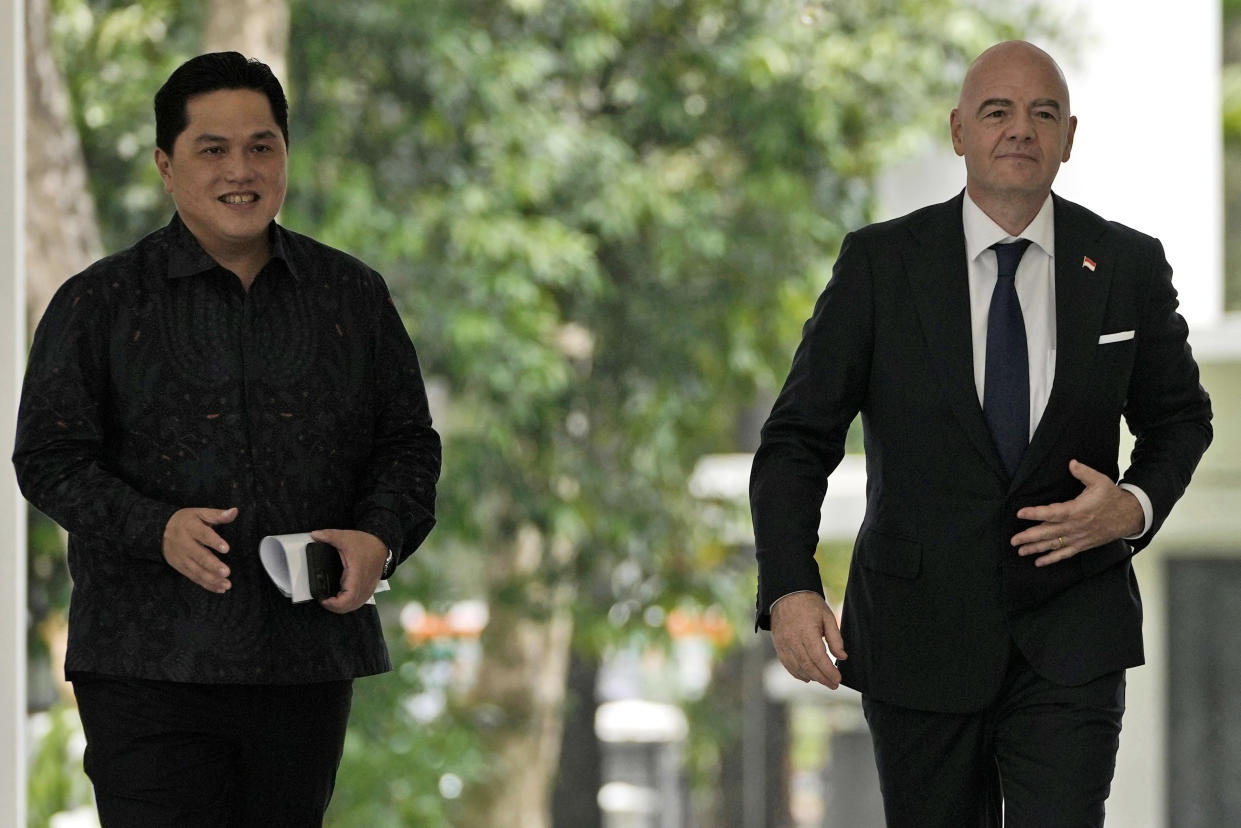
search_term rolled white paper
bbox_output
[259,532,388,605]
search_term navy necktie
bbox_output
[984,239,1032,478]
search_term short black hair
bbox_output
[154,52,289,155]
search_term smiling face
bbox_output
[950,42,1077,212]
[154,88,288,263]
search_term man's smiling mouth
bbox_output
[220,193,258,204]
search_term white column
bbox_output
[1048,0,1223,329]
[1,0,27,825]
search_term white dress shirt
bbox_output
[963,192,1057,432]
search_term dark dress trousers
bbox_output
[751,192,1212,714]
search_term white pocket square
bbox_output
[1098,330,1135,344]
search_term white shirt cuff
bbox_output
[1118,482,1153,539]
[769,590,817,615]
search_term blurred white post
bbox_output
[1,0,27,825]
[1047,0,1223,329]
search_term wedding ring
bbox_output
[1055,536,1064,550]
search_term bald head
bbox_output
[959,41,1071,116]
[950,40,1077,233]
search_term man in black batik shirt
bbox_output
[13,52,440,826]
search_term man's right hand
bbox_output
[771,591,848,689]
[162,507,238,593]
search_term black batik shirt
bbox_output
[13,214,441,684]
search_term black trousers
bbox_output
[71,673,353,828]
[862,649,1125,828]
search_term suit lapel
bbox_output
[906,194,1010,483]
[1012,195,1112,488]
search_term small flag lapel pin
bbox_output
[1082,256,1097,271]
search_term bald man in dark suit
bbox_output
[750,41,1212,827]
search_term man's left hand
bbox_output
[1011,459,1144,567]
[310,529,387,614]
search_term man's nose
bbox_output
[1007,111,1036,141]
[224,154,256,183]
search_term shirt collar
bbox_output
[962,190,1055,263]
[267,222,302,281]
[164,212,301,282]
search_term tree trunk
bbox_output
[463,524,576,828]
[713,636,792,828]
[203,0,291,84]
[24,0,103,328]
[552,649,603,828]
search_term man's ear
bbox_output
[949,109,965,157]
[1061,115,1078,163]
[154,147,174,193]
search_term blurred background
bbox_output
[4,0,1240,826]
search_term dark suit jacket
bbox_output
[750,192,1212,713]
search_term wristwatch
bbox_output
[381,548,395,579]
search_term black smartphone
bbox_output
[305,541,343,599]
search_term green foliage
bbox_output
[26,704,93,827]
[282,0,1032,621]
[26,508,69,664]
[50,0,202,249]
[281,2,1040,818]
[324,635,486,826]
[1224,64,1241,145]
[329,531,488,824]
[1224,1,1241,309]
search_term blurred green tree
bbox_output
[1223,0,1241,309]
[279,1,1041,824]
[34,0,1047,824]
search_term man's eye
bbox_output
[201,146,225,155]
[252,145,272,153]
